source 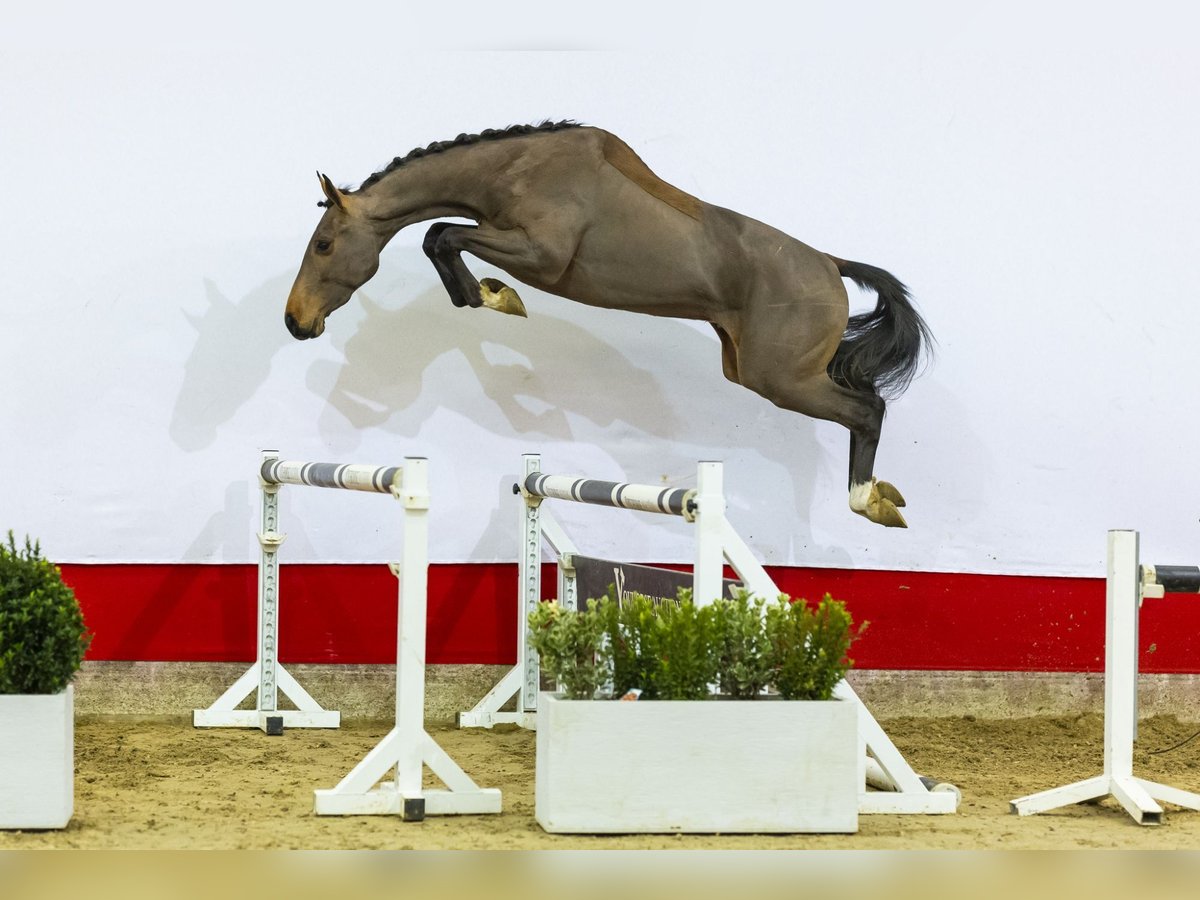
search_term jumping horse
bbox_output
[285,121,932,527]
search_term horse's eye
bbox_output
[315,239,332,253]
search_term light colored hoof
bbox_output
[871,497,908,528]
[479,278,527,317]
[851,480,909,528]
[876,481,906,508]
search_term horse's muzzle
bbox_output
[284,312,314,340]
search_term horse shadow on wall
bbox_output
[307,275,836,561]
[169,275,296,452]
[168,267,847,561]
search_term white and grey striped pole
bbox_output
[522,472,697,518]
[260,459,404,494]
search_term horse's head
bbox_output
[284,173,382,339]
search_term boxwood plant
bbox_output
[0,531,92,694]
[528,587,865,701]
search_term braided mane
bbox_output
[352,120,581,195]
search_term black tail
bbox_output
[827,258,933,399]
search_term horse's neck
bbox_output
[358,143,521,233]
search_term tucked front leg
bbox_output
[422,223,528,316]
[422,222,481,309]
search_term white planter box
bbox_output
[535,692,858,833]
[0,685,74,830]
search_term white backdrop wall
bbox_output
[3,2,1198,576]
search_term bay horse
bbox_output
[285,121,932,527]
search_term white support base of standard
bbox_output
[192,709,340,731]
[1011,774,1200,826]
[192,661,340,733]
[456,710,539,730]
[860,785,960,814]
[313,727,502,819]
[314,784,503,817]
[456,664,538,729]
[835,679,959,815]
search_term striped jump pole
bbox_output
[1011,530,1200,825]
[260,459,404,494]
[522,472,698,517]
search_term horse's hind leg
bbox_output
[849,433,907,510]
[743,364,907,527]
[814,380,907,527]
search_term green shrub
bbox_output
[529,587,862,702]
[712,590,773,699]
[601,591,663,699]
[654,593,719,701]
[527,599,610,700]
[0,532,92,694]
[765,593,866,701]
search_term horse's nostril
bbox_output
[284,312,300,337]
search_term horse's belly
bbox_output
[552,267,714,319]
[552,226,719,319]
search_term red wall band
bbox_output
[57,563,1200,673]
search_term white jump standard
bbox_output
[195,452,499,820]
[306,455,498,818]
[1011,529,1200,825]
[461,453,959,815]
[192,454,358,733]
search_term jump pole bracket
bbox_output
[459,452,958,815]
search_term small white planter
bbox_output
[535,692,858,833]
[0,685,74,830]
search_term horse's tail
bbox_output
[825,257,933,399]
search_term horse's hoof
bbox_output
[872,498,908,528]
[850,481,909,528]
[480,278,528,317]
[876,481,906,508]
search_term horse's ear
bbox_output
[317,171,346,211]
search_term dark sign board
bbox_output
[572,556,743,609]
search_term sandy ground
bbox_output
[2,714,1200,849]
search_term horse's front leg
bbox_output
[422,222,527,317]
[422,223,490,310]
